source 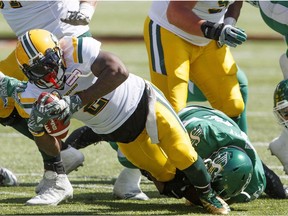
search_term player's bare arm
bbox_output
[78,51,129,105]
[225,0,244,24]
[166,1,205,37]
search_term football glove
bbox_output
[0,73,27,107]
[201,21,247,48]
[28,94,61,136]
[60,2,95,25]
[44,95,82,124]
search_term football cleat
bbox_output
[268,130,288,175]
[199,191,230,215]
[262,162,287,199]
[0,168,18,186]
[26,171,73,206]
[113,168,149,200]
[61,145,84,174]
[35,145,84,194]
[285,187,288,198]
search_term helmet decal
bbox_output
[205,146,253,200]
[273,79,288,128]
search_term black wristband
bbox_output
[200,21,224,40]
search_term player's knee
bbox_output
[221,99,245,118]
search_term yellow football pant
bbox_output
[0,50,28,118]
[143,17,244,117]
[117,100,198,182]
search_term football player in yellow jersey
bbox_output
[143,1,248,132]
[0,0,149,204]
[0,0,95,205]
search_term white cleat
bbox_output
[113,168,149,200]
[285,187,288,198]
[26,171,73,206]
[35,145,84,194]
[268,130,288,175]
[0,168,18,186]
[61,145,85,174]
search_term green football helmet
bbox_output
[205,146,253,200]
[273,79,288,129]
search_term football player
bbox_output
[0,0,148,204]
[0,0,95,205]
[176,105,266,204]
[11,28,231,214]
[246,0,288,176]
[143,1,248,132]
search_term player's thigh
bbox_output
[117,130,176,182]
[0,50,27,117]
[154,98,198,170]
[144,17,191,112]
[0,50,27,80]
[190,42,244,117]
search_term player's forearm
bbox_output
[78,65,128,105]
[80,0,97,7]
[34,134,62,156]
[225,1,243,21]
[79,0,97,21]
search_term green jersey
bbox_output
[178,105,266,202]
[259,1,288,42]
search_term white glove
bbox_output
[218,25,247,48]
[61,2,95,25]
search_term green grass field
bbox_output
[0,1,288,215]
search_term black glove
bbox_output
[201,21,247,47]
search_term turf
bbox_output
[0,1,288,215]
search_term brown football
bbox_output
[37,92,70,139]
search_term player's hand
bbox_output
[61,1,95,26]
[28,94,62,135]
[0,73,28,107]
[45,95,83,124]
[201,21,247,48]
[61,11,91,25]
[218,25,247,48]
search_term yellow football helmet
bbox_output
[15,29,65,89]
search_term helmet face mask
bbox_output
[205,146,253,200]
[273,79,288,129]
[16,29,66,89]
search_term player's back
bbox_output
[0,0,89,38]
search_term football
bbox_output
[37,92,70,139]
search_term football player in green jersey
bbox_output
[69,104,287,205]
